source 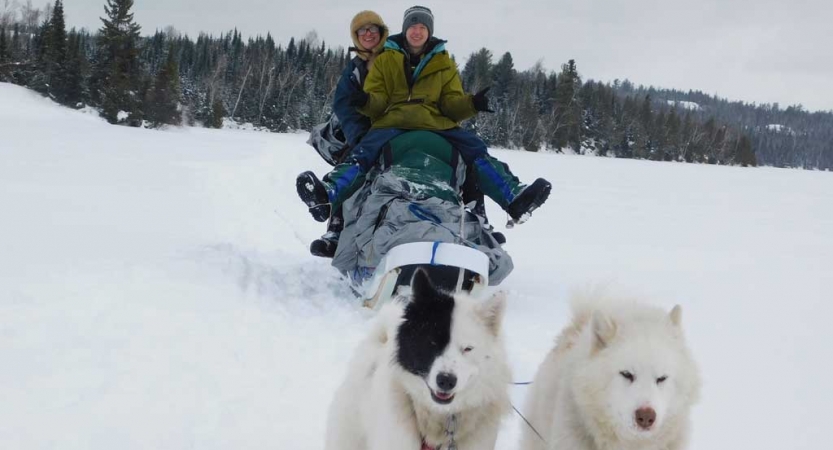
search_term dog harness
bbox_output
[421,414,457,450]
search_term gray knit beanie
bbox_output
[402,5,434,37]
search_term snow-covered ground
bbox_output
[2,82,831,449]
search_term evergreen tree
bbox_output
[514,71,542,152]
[586,81,617,156]
[145,45,181,126]
[286,37,296,61]
[489,52,515,147]
[34,16,50,64]
[491,52,515,101]
[552,59,582,151]
[11,23,20,60]
[210,97,225,128]
[44,0,69,103]
[24,16,51,93]
[0,27,7,63]
[540,71,559,148]
[92,0,143,124]
[664,107,681,160]
[736,134,757,167]
[614,95,637,158]
[700,117,716,163]
[651,109,667,161]
[63,32,86,107]
[636,94,653,159]
[461,48,492,92]
[680,111,695,162]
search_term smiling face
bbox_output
[395,270,508,412]
[405,23,429,52]
[356,24,382,52]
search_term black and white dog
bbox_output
[325,269,511,450]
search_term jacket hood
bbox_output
[350,10,389,60]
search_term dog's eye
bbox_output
[619,371,635,382]
[462,346,474,353]
[656,375,668,384]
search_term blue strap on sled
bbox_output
[430,241,440,265]
[409,203,442,224]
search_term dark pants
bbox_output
[326,127,521,210]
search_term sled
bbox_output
[323,130,513,304]
[360,241,491,310]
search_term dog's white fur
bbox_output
[324,291,511,450]
[520,295,701,450]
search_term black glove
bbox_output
[472,87,494,113]
[349,90,369,107]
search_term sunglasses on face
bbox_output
[357,25,381,36]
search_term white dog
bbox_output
[520,296,701,450]
[325,268,511,450]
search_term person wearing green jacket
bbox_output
[297,5,550,225]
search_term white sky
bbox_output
[49,0,833,111]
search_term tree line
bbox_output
[2,0,832,169]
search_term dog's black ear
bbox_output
[410,267,435,302]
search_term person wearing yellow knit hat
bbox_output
[337,10,388,148]
[308,11,388,258]
[349,10,388,70]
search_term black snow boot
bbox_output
[296,171,331,222]
[310,231,339,258]
[507,178,552,224]
[491,231,507,245]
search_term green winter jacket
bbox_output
[358,35,477,131]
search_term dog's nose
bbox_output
[635,407,656,430]
[436,372,457,391]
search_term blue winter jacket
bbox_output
[332,56,370,148]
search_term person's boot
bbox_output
[491,231,507,245]
[507,178,552,224]
[310,231,339,258]
[296,171,331,222]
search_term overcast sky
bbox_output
[51,0,833,111]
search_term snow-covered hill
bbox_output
[667,100,702,111]
[1,82,831,449]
